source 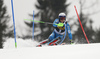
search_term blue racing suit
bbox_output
[48,19,72,42]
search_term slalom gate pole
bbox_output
[32,11,34,40]
[11,0,17,48]
[59,24,66,45]
[74,5,90,44]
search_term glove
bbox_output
[57,23,64,27]
[70,40,74,44]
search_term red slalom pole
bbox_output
[74,5,90,44]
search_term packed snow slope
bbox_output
[3,38,39,48]
[0,38,100,59]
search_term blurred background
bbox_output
[0,0,100,48]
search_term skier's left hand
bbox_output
[70,40,74,44]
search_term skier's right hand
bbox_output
[57,23,64,27]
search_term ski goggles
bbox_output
[59,16,66,20]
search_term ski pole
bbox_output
[24,19,52,24]
[24,19,64,27]
[59,24,66,45]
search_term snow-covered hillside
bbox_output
[0,38,100,59]
[3,38,39,49]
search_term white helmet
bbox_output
[58,12,66,20]
[59,12,66,17]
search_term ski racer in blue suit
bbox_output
[37,12,73,47]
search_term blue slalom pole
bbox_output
[32,11,34,40]
[11,0,17,48]
[59,24,66,45]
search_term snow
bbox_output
[0,38,100,59]
[3,38,39,49]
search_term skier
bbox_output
[36,12,73,47]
